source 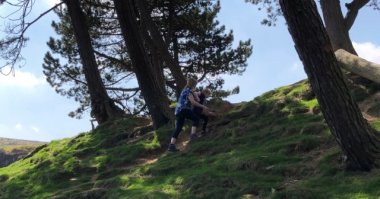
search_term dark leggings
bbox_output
[198,114,208,131]
[193,109,208,131]
[172,109,200,139]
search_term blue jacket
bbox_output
[175,88,193,115]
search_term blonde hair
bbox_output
[186,77,198,89]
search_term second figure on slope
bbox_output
[192,87,217,136]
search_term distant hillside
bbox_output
[0,80,380,198]
[0,137,46,167]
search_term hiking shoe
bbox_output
[167,144,179,152]
[190,133,200,141]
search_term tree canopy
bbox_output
[43,0,252,118]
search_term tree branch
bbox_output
[335,49,380,84]
[94,49,132,70]
[0,1,64,74]
[197,69,208,82]
[132,104,147,116]
[105,87,140,92]
[104,73,134,87]
[59,65,88,85]
[344,0,370,30]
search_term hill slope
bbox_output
[1,80,380,199]
[0,138,46,167]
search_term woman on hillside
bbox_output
[168,77,210,152]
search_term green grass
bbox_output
[1,80,380,198]
[371,120,380,131]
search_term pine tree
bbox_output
[43,0,252,118]
[62,0,124,123]
[154,0,252,94]
[43,0,141,118]
[113,0,172,128]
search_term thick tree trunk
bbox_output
[320,0,357,54]
[280,0,380,171]
[64,0,124,124]
[335,49,380,84]
[113,0,171,129]
[134,0,186,97]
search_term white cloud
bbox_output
[0,66,46,89]
[31,126,40,133]
[290,61,302,72]
[42,0,62,7]
[0,123,50,142]
[15,123,23,131]
[353,42,380,63]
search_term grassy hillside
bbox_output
[1,80,380,199]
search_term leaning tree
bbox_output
[43,0,142,119]
[112,0,172,128]
[62,0,125,124]
[280,0,380,171]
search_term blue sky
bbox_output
[0,0,379,142]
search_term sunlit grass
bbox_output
[370,120,380,131]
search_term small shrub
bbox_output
[0,174,8,182]
[63,157,81,173]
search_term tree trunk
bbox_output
[113,0,171,129]
[320,0,357,54]
[64,0,124,124]
[335,49,380,84]
[280,0,380,171]
[134,0,186,97]
[320,0,380,85]
[168,1,181,83]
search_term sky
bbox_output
[0,0,379,142]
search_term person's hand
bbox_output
[207,108,218,116]
[210,111,217,117]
